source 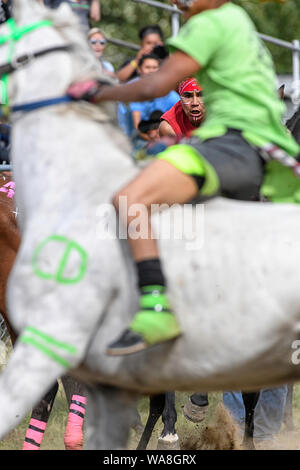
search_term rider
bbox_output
[68,0,300,356]
[159,77,205,137]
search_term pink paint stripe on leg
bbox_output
[70,403,86,414]
[24,428,44,442]
[22,419,47,450]
[72,395,87,405]
[28,418,47,430]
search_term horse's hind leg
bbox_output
[22,381,59,450]
[61,376,86,450]
[283,385,294,431]
[157,392,180,450]
[183,393,209,423]
[241,391,260,449]
[136,393,166,450]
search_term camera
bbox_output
[152,44,169,60]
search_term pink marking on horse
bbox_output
[0,181,15,198]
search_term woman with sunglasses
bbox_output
[88,28,115,78]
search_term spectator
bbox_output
[117,24,167,83]
[159,78,205,137]
[223,387,288,450]
[129,54,179,130]
[137,110,162,144]
[42,0,100,33]
[88,28,115,78]
[0,123,10,164]
[132,110,163,157]
[0,0,11,24]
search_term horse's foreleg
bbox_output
[0,342,69,440]
[22,381,59,450]
[158,392,180,450]
[136,393,165,450]
[61,376,86,451]
[85,384,139,450]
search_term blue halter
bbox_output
[0,18,74,117]
[11,95,74,114]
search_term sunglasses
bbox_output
[90,39,107,46]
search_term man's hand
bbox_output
[145,136,180,155]
[67,80,101,103]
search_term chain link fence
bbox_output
[0,314,12,372]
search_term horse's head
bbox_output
[0,0,112,112]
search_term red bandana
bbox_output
[178,78,202,95]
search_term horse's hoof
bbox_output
[183,398,208,423]
[157,433,180,450]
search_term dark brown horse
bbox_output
[0,171,86,450]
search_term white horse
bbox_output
[1,0,300,449]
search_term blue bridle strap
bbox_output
[11,95,74,114]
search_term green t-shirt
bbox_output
[167,2,299,157]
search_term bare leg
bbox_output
[106,160,198,356]
[113,159,198,261]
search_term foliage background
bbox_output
[92,0,300,73]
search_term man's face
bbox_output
[180,90,205,126]
[141,33,163,52]
[138,58,160,76]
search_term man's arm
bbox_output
[68,50,201,104]
[159,120,176,137]
[132,111,142,130]
[89,0,100,22]
[97,51,200,103]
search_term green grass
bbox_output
[1,384,300,450]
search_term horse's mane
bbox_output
[286,105,300,138]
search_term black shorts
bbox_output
[160,129,265,202]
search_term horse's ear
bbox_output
[278,84,285,101]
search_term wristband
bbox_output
[130,60,138,69]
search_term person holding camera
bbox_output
[116,24,168,83]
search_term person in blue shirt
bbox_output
[129,54,179,131]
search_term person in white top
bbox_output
[88,27,115,78]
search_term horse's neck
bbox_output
[11,28,73,106]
